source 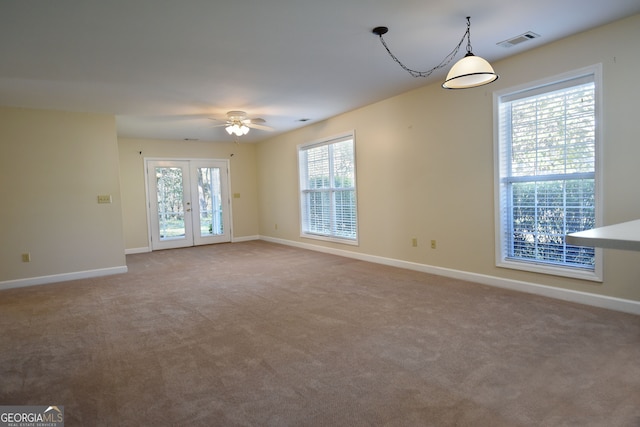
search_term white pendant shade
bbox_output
[442,54,498,89]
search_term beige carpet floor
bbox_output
[1,241,639,426]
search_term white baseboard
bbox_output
[232,235,260,243]
[124,236,260,254]
[259,236,640,316]
[125,247,150,255]
[0,266,128,291]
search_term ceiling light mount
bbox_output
[372,26,388,36]
[372,16,498,89]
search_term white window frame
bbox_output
[298,131,358,245]
[493,65,603,281]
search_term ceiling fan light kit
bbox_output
[226,124,250,136]
[373,16,498,89]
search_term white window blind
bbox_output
[495,67,602,280]
[298,133,358,244]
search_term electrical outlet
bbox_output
[233,193,241,199]
[431,240,437,249]
[412,238,418,247]
[97,194,112,204]
[275,223,278,230]
[22,253,31,262]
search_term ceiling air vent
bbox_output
[497,31,541,48]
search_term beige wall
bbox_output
[0,107,126,281]
[118,137,259,250]
[256,14,640,302]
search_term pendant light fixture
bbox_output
[372,17,498,89]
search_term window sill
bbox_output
[497,258,603,282]
[301,233,359,246]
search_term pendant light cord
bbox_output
[375,17,472,78]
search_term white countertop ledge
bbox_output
[566,219,640,251]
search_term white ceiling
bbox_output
[2,1,639,143]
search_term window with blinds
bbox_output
[298,133,358,244]
[494,66,602,281]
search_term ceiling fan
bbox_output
[210,110,274,138]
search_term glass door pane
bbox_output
[157,166,187,240]
[196,167,223,237]
[192,160,230,246]
[147,160,194,250]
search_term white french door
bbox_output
[146,159,231,250]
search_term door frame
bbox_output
[144,157,233,251]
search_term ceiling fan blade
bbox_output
[247,122,274,131]
[137,114,211,123]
